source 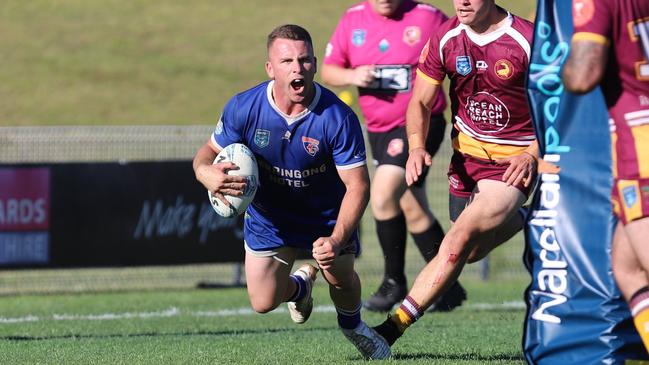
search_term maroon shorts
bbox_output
[611,177,649,224]
[447,151,533,198]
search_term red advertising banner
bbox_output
[0,167,50,231]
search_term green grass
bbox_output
[0,279,528,364]
[0,0,536,126]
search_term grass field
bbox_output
[0,278,528,364]
[0,0,536,126]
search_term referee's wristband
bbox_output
[407,135,425,152]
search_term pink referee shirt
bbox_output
[324,0,448,133]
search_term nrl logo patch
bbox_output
[622,185,638,208]
[302,136,320,156]
[456,56,472,76]
[254,129,270,148]
[352,29,366,47]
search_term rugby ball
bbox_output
[208,143,259,218]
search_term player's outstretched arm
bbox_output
[562,39,608,94]
[193,142,247,205]
[405,76,441,186]
[321,64,376,88]
[312,165,369,270]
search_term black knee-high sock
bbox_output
[376,214,407,284]
[411,218,445,262]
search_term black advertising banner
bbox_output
[0,162,245,267]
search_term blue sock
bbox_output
[288,274,307,302]
[336,304,362,330]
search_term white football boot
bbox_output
[342,320,392,360]
[287,263,318,324]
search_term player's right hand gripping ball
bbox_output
[208,143,259,218]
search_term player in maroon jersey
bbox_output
[562,0,649,352]
[321,0,466,313]
[372,0,539,347]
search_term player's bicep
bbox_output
[337,164,369,192]
[562,38,609,94]
[411,73,442,109]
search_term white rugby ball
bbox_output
[208,143,259,218]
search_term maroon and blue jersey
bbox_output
[211,81,367,251]
[573,0,649,181]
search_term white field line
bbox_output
[0,301,525,324]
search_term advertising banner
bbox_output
[0,162,245,267]
[523,0,646,363]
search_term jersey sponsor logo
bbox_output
[572,0,595,28]
[379,38,390,52]
[403,26,421,46]
[466,92,511,132]
[254,129,270,148]
[419,39,430,64]
[386,138,404,157]
[623,185,639,208]
[215,118,224,135]
[456,56,472,76]
[494,59,514,80]
[476,60,488,71]
[352,29,366,47]
[302,136,320,156]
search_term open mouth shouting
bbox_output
[290,78,305,93]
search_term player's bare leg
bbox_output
[366,165,464,312]
[403,185,466,311]
[615,220,649,352]
[374,179,525,345]
[323,253,390,359]
[244,248,299,313]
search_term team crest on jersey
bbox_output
[456,56,472,76]
[494,59,514,80]
[352,29,366,47]
[403,26,421,46]
[254,129,270,148]
[215,118,224,135]
[623,185,638,208]
[302,136,320,156]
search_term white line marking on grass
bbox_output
[0,301,525,324]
